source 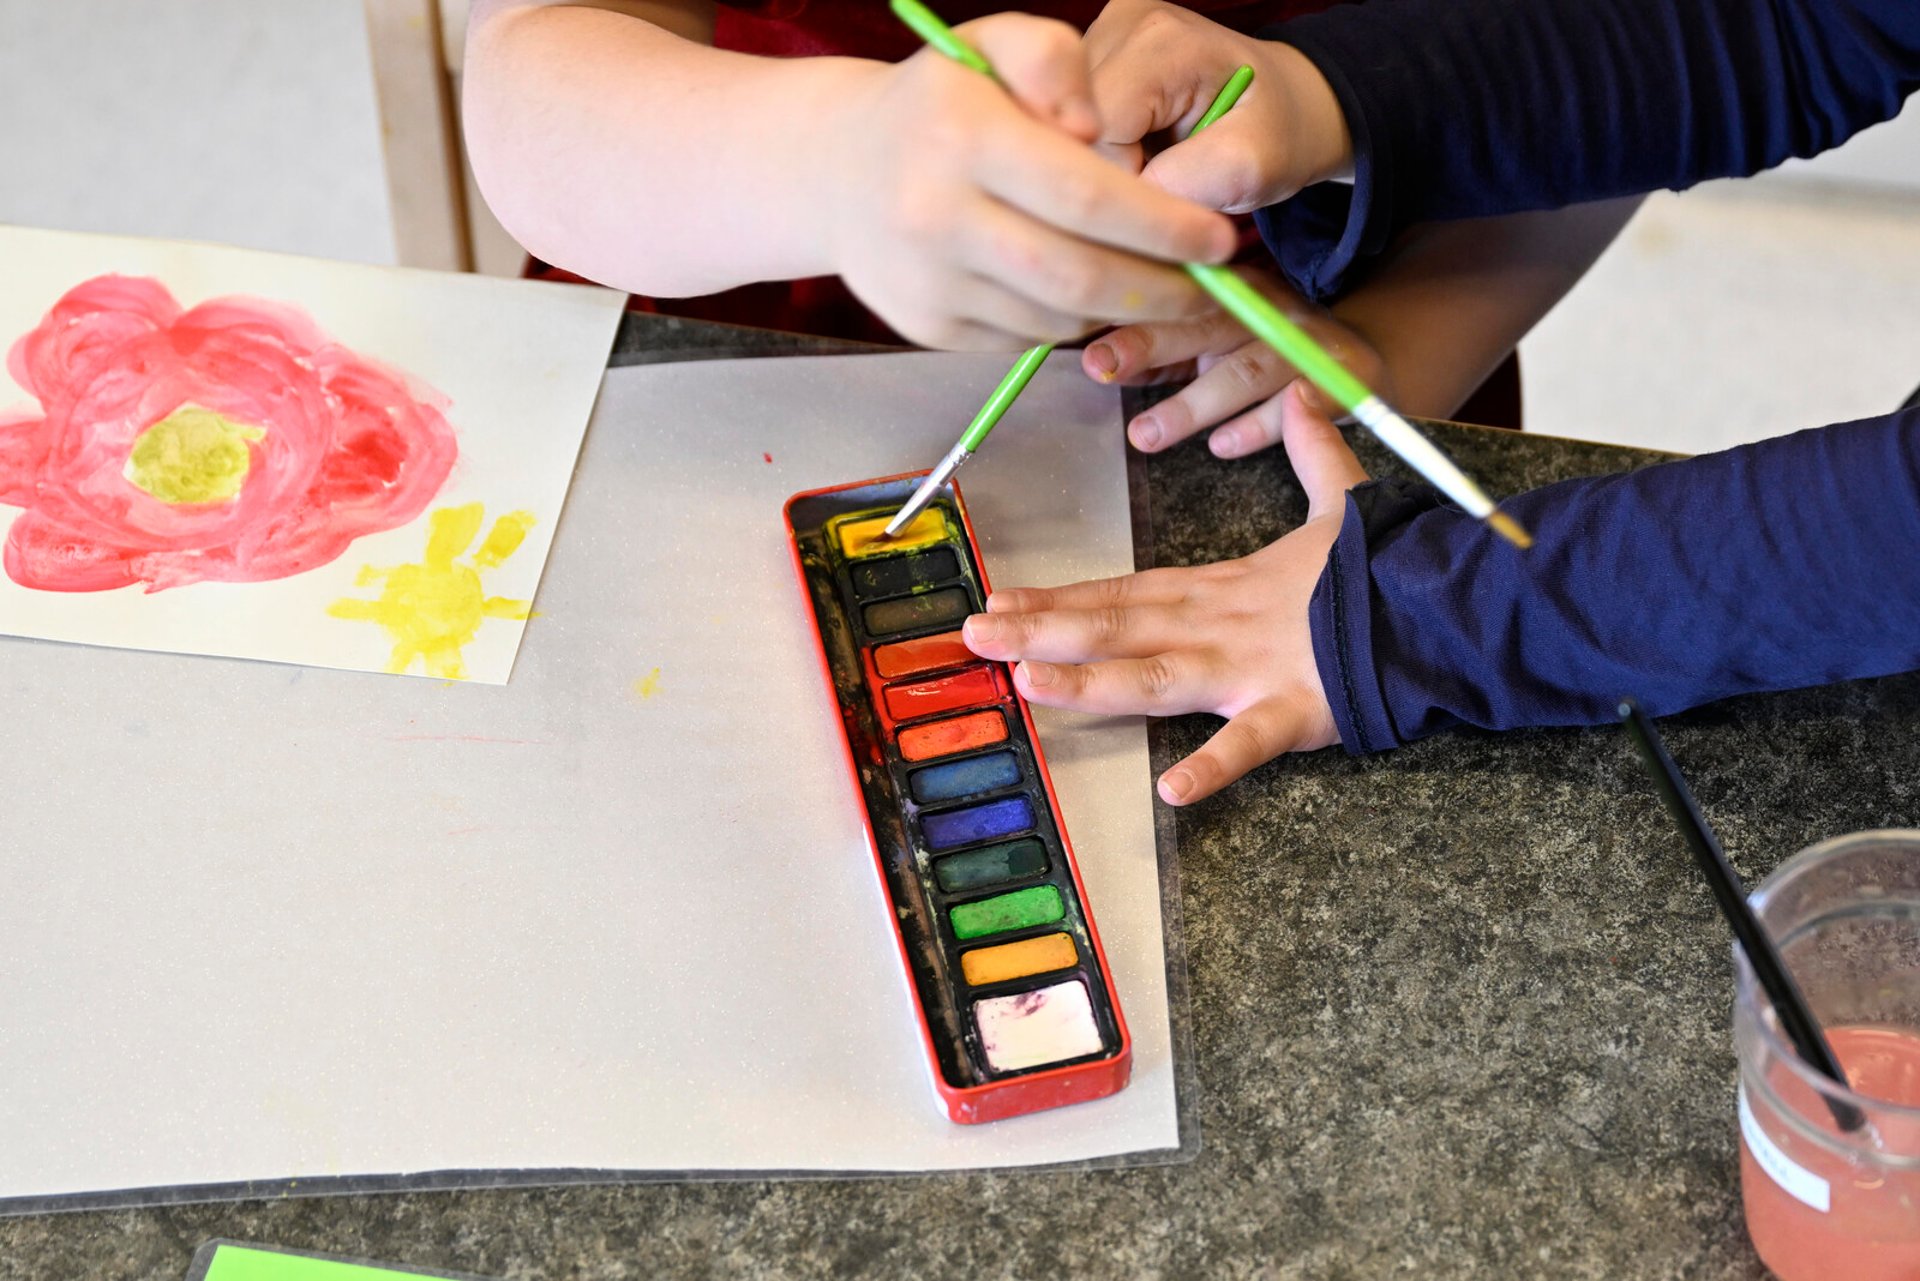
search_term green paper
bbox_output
[198,1244,490,1281]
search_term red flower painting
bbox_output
[0,275,457,592]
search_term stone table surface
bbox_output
[9,314,1908,1280]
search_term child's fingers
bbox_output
[962,602,1189,664]
[915,315,1062,353]
[959,13,1101,143]
[982,569,1195,616]
[1012,652,1224,717]
[1157,697,1313,805]
[1089,351,1200,390]
[1085,309,1244,385]
[951,272,1098,346]
[1084,5,1222,147]
[1138,115,1275,213]
[1127,338,1299,452]
[1279,392,1371,521]
[956,198,1213,325]
[1092,138,1146,176]
[1207,385,1294,459]
[975,111,1236,266]
[1081,0,1162,68]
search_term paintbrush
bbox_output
[1618,698,1865,1133]
[1184,263,1531,548]
[881,26,1254,539]
[882,1,1526,548]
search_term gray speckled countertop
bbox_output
[9,314,1911,1280]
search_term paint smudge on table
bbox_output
[633,666,662,699]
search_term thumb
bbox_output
[960,14,1101,143]
[1139,115,1275,214]
[1280,383,1369,520]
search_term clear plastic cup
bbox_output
[1734,830,1920,1281]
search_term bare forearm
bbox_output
[1331,197,1641,420]
[464,0,880,295]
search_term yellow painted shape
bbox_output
[124,405,265,505]
[474,509,536,568]
[633,666,661,699]
[834,508,948,559]
[960,932,1078,986]
[328,502,536,680]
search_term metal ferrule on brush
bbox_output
[883,439,973,538]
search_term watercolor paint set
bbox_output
[786,474,1131,1124]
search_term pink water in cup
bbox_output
[1734,831,1920,1280]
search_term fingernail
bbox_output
[1020,660,1056,688]
[1129,415,1163,450]
[1159,767,1195,803]
[1208,427,1241,458]
[1298,381,1332,414]
[1087,342,1119,383]
[964,614,1000,643]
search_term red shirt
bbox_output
[542,2,1339,345]
[716,2,1328,60]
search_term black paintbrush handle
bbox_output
[1618,699,1866,1133]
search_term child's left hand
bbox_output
[961,402,1368,805]
[1081,264,1391,459]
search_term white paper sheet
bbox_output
[0,225,625,683]
[0,352,1175,1201]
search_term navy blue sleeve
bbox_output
[1256,0,1920,300]
[1309,411,1920,752]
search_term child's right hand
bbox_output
[820,13,1237,351]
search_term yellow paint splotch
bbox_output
[329,503,536,679]
[632,666,662,700]
[125,405,265,505]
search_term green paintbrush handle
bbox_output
[890,0,995,77]
[956,49,1255,456]
[1191,64,1255,134]
[1182,263,1373,415]
[963,343,1053,451]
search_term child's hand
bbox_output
[1083,0,1351,213]
[823,13,1237,351]
[1082,265,1388,459]
[962,406,1366,806]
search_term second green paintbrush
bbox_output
[883,8,1251,539]
[1184,263,1532,548]
[883,0,1527,548]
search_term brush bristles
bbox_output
[1486,509,1533,550]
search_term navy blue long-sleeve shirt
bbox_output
[1312,414,1920,751]
[1262,0,1920,300]
[1256,0,1920,750]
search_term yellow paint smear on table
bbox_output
[835,509,947,558]
[633,666,662,699]
[961,932,1078,986]
[329,502,535,680]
